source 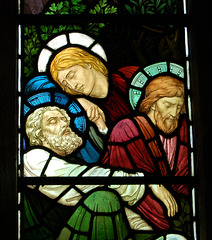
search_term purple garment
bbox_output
[24,0,49,14]
[160,135,177,170]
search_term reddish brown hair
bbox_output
[139,76,186,114]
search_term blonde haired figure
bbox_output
[49,46,139,133]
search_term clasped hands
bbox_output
[77,98,108,134]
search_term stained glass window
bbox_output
[17,1,197,239]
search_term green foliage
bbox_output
[45,0,86,15]
[87,0,118,36]
[125,0,179,14]
[171,197,191,238]
[40,24,81,42]
[89,0,117,14]
[43,0,118,39]
[24,26,41,77]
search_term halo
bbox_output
[23,75,102,163]
[129,62,184,110]
[24,75,87,134]
[37,32,107,73]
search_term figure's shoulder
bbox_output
[134,115,156,139]
[134,115,152,129]
[111,66,140,86]
[117,66,140,79]
[24,148,50,162]
[109,118,140,142]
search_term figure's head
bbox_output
[26,106,83,156]
[50,47,109,97]
[139,76,185,134]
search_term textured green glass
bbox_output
[23,0,183,15]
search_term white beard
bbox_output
[43,128,83,156]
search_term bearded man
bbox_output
[25,106,83,157]
[23,105,149,239]
[102,75,189,231]
[24,105,146,202]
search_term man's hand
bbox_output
[148,184,178,217]
[77,98,108,134]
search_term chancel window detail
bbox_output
[17,1,197,239]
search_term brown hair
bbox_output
[50,47,108,85]
[139,76,186,114]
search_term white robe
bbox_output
[24,148,145,207]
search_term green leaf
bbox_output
[141,5,145,13]
[57,2,63,11]
[156,0,161,8]
[130,0,139,7]
[41,34,48,41]
[31,48,38,55]
[49,3,57,12]
[133,5,137,14]
[184,214,190,222]
[73,25,82,30]
[184,204,190,214]
[179,215,184,223]
[125,4,133,14]
[99,0,107,8]
[40,25,48,33]
[173,220,182,227]
[96,5,101,13]
[157,3,167,11]
[89,9,96,14]
[174,227,183,232]
[139,0,143,7]
[64,1,69,7]
[181,200,185,208]
[24,66,33,77]
[99,23,105,28]
[110,6,117,14]
[89,0,117,14]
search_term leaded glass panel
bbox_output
[18,1,197,239]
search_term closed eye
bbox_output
[164,103,171,108]
[66,70,75,79]
[177,105,183,110]
[61,117,68,123]
[48,119,57,125]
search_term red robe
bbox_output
[102,66,139,122]
[102,115,189,230]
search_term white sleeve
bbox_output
[24,149,145,207]
[110,170,145,205]
[24,149,111,178]
[24,149,111,206]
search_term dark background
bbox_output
[0,0,211,239]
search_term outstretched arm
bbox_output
[24,149,145,207]
[148,184,178,217]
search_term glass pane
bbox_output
[22,23,185,79]
[21,183,194,239]
[18,5,196,240]
[22,0,184,15]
